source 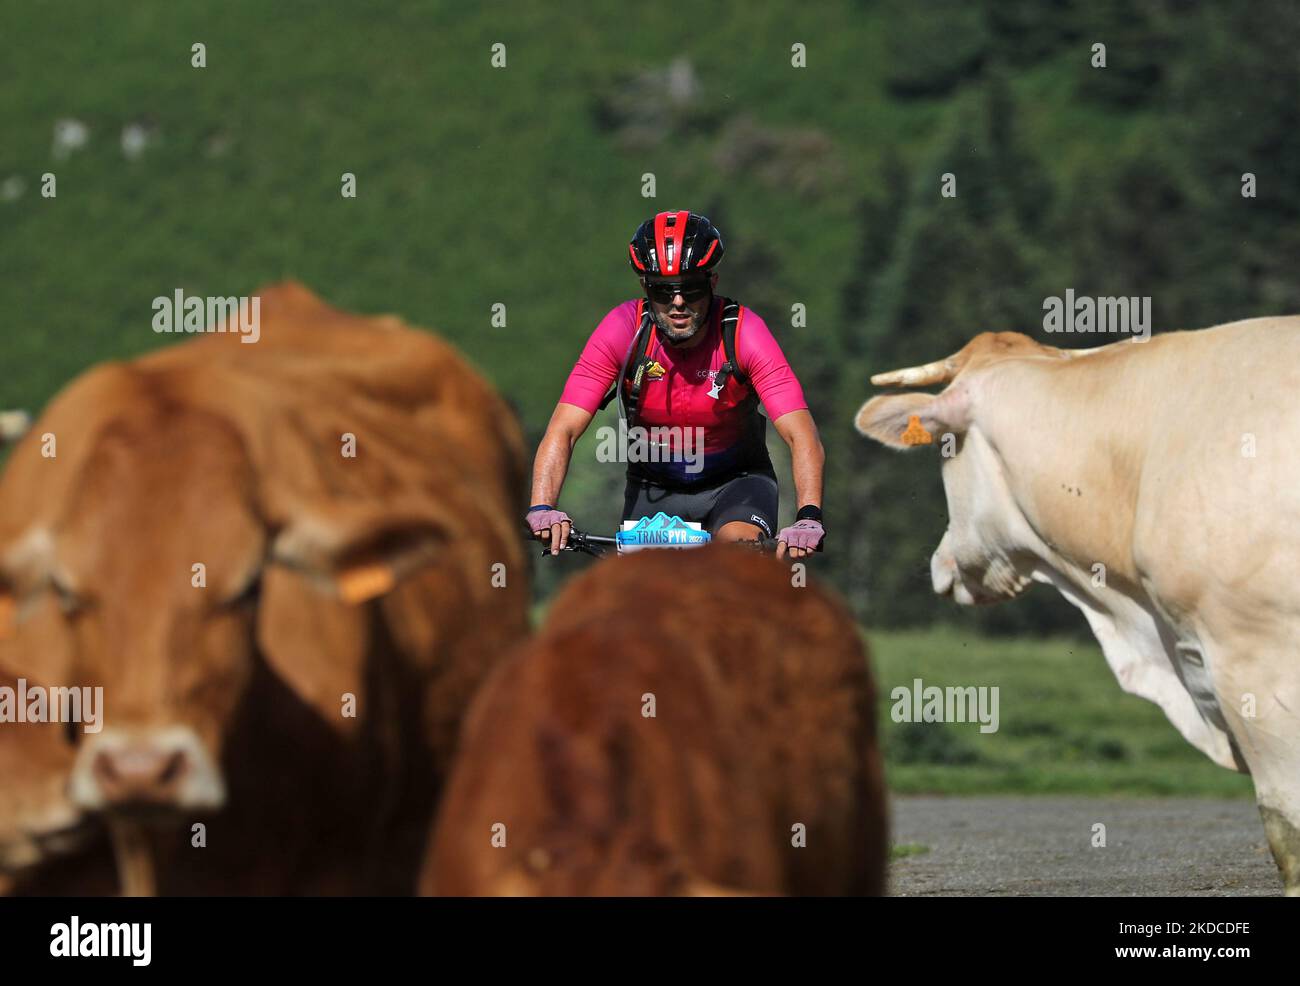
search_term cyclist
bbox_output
[527,210,825,559]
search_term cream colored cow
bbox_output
[856,318,1300,894]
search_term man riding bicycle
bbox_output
[527,210,825,559]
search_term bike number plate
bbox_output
[616,512,711,553]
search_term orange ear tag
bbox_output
[900,415,933,446]
[337,562,397,604]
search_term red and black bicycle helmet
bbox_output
[628,210,724,278]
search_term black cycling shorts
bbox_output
[621,468,778,538]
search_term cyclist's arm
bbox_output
[530,402,595,507]
[736,310,823,510]
[772,409,824,511]
[531,301,638,509]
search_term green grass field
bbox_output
[0,1,904,420]
[871,627,1254,797]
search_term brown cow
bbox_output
[0,282,529,894]
[420,546,887,896]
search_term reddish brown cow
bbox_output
[421,546,887,896]
[0,282,529,894]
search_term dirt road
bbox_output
[889,795,1279,896]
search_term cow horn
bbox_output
[870,357,959,388]
[0,410,30,444]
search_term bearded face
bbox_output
[643,275,717,346]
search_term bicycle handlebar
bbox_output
[529,526,784,559]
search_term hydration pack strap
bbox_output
[708,298,746,399]
[597,299,655,420]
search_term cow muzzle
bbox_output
[931,550,957,598]
[931,535,1002,606]
[931,532,963,598]
[68,727,226,814]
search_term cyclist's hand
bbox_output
[776,519,823,559]
[527,507,572,555]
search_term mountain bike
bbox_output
[530,511,782,559]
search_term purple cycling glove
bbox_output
[527,508,570,534]
[527,506,572,554]
[776,518,824,554]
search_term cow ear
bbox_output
[258,501,453,736]
[855,388,971,450]
[268,504,451,603]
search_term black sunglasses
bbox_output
[644,280,711,304]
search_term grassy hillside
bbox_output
[2,1,890,416]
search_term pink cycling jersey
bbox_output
[559,298,808,484]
